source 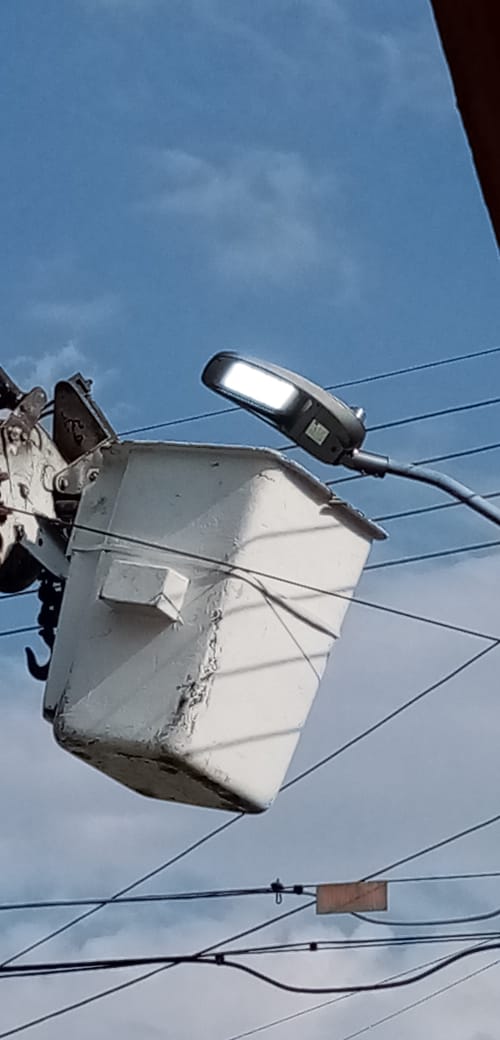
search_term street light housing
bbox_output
[201,352,366,463]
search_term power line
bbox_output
[6,805,500,1036]
[369,397,500,434]
[373,490,500,524]
[327,440,500,487]
[2,534,498,970]
[282,641,498,790]
[220,949,466,1040]
[2,524,499,1000]
[3,942,500,991]
[352,905,500,929]
[0,884,311,914]
[0,626,37,639]
[119,345,500,436]
[222,943,498,1040]
[0,816,241,967]
[10,505,500,642]
[5,870,500,915]
[334,954,500,1040]
[365,537,500,571]
[0,902,314,1039]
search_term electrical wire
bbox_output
[5,808,500,1037]
[220,948,471,1040]
[373,490,500,524]
[0,884,311,914]
[2,349,499,1029]
[326,440,500,487]
[8,505,500,642]
[282,640,498,789]
[119,344,500,436]
[2,530,498,974]
[2,942,500,995]
[12,936,500,977]
[0,816,242,967]
[0,626,37,640]
[3,549,495,988]
[222,940,499,1040]
[352,905,500,928]
[332,954,500,1040]
[365,537,500,571]
[4,870,500,915]
[0,901,314,1039]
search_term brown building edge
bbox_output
[430,0,500,250]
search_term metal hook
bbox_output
[25,645,51,682]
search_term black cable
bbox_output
[0,816,241,967]
[365,537,500,571]
[0,626,37,639]
[0,884,310,914]
[373,490,500,524]
[6,804,500,1036]
[5,592,494,980]
[369,397,500,434]
[0,590,36,603]
[5,943,500,995]
[327,440,500,487]
[9,505,500,642]
[2,533,498,975]
[282,641,498,789]
[119,344,500,436]
[222,940,500,1040]
[4,870,500,915]
[221,947,476,1040]
[390,870,500,883]
[333,953,500,1040]
[0,902,314,1039]
[352,904,500,928]
[3,940,500,984]
[248,931,500,951]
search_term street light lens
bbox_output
[221,361,298,411]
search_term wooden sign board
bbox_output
[316,881,388,915]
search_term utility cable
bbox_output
[119,345,500,436]
[4,584,495,977]
[2,540,498,967]
[0,626,37,640]
[373,490,500,524]
[4,870,500,914]
[0,816,242,967]
[352,905,500,928]
[282,641,498,790]
[5,808,500,1035]
[0,884,311,914]
[3,525,499,982]
[222,943,498,1040]
[0,901,314,1039]
[365,537,500,571]
[333,953,500,1040]
[327,440,500,487]
[2,942,500,996]
[8,505,500,642]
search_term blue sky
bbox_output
[1,2,500,1038]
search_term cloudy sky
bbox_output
[1,1,500,1037]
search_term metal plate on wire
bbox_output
[316,881,388,914]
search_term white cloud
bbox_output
[10,341,86,390]
[147,148,353,289]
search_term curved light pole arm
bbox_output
[343,449,500,529]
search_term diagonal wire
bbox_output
[120,345,500,437]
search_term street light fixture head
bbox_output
[201,352,367,463]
